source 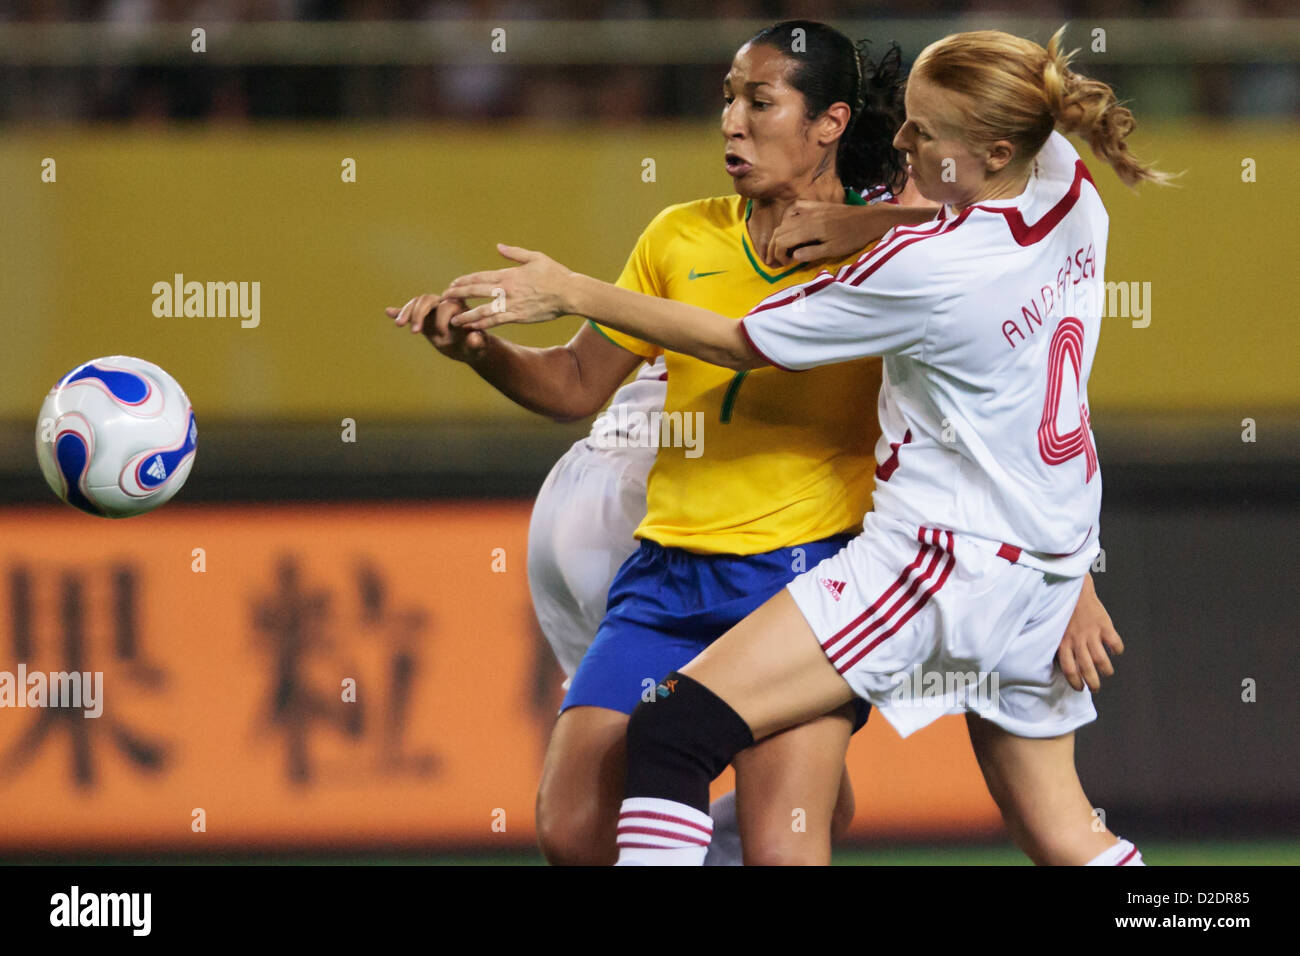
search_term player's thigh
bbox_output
[732,705,855,865]
[535,705,629,864]
[681,587,854,741]
[965,713,1109,861]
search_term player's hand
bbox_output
[1056,573,1124,693]
[442,243,573,331]
[765,201,895,268]
[385,294,489,363]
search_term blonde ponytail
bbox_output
[913,27,1172,189]
[1042,27,1172,187]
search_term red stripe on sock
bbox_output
[618,810,712,836]
[616,825,710,846]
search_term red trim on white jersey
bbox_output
[742,215,955,323]
[875,428,913,482]
[968,159,1095,247]
[744,272,838,318]
[738,315,799,372]
[847,212,973,288]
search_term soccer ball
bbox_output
[35,356,197,518]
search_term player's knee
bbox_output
[535,788,616,866]
[625,672,755,805]
[624,687,680,765]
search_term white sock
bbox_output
[1086,837,1145,866]
[703,790,743,866]
[615,797,712,866]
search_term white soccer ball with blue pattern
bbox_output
[35,356,197,517]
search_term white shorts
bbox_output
[788,512,1096,739]
[527,438,653,678]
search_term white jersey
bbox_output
[741,133,1106,578]
[586,354,668,452]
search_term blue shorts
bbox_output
[562,532,871,731]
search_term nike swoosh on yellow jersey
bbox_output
[688,268,727,280]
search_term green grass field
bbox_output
[274,840,1300,865]
[418,842,1297,866]
[423,840,1300,866]
[220,840,1300,866]
[831,840,1300,866]
[12,839,1299,866]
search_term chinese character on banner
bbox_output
[2,564,168,789]
[250,555,438,785]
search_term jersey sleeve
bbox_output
[738,236,937,371]
[589,210,672,360]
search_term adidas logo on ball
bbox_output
[35,356,197,518]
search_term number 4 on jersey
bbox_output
[1038,317,1098,482]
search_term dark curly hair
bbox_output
[748,20,908,195]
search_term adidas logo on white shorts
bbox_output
[820,577,846,601]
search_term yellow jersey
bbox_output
[592,190,884,555]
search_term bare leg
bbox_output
[733,705,856,865]
[535,698,857,866]
[535,706,627,865]
[965,713,1119,865]
[680,588,856,739]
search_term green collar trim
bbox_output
[741,238,803,283]
[742,186,866,283]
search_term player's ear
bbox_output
[985,140,1016,174]
[819,101,852,146]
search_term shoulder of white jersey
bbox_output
[1036,131,1083,186]
[835,211,968,290]
[744,214,952,322]
[931,146,1103,249]
[1033,131,1107,216]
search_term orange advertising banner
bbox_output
[0,502,1000,853]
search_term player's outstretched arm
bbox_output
[1055,573,1125,692]
[445,244,763,371]
[384,293,640,422]
[764,200,940,268]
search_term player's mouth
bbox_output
[725,153,753,177]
